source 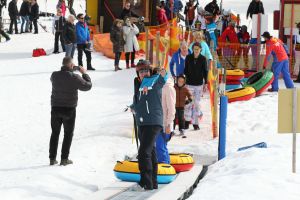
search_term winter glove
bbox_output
[185,99,192,105]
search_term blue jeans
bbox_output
[65,43,76,58]
[271,59,294,91]
[156,132,170,164]
[21,16,29,32]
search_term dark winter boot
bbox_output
[294,71,300,83]
[50,159,58,165]
[193,125,200,131]
[185,121,190,130]
[60,159,73,166]
[126,63,130,69]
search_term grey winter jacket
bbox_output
[51,66,92,108]
[132,74,167,127]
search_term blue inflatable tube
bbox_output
[114,172,177,184]
[226,84,241,91]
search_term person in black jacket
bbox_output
[29,0,39,34]
[63,15,76,58]
[52,8,66,53]
[184,42,208,130]
[120,1,139,21]
[246,0,264,19]
[49,56,92,166]
[20,0,30,33]
[8,0,18,34]
[205,0,220,16]
[110,19,125,71]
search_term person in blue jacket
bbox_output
[131,60,168,190]
[169,41,190,77]
[76,13,95,70]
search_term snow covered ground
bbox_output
[1,0,300,200]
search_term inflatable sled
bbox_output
[226,84,241,90]
[243,70,274,96]
[219,69,245,81]
[169,153,194,172]
[225,87,256,103]
[114,161,176,184]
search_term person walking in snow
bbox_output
[76,13,95,70]
[170,40,190,78]
[157,1,169,25]
[49,56,92,166]
[189,31,213,65]
[184,42,208,131]
[205,0,220,16]
[246,0,264,19]
[52,8,66,54]
[19,0,30,33]
[261,32,294,92]
[155,67,176,164]
[29,0,39,34]
[110,19,125,71]
[131,60,168,190]
[0,17,10,41]
[56,0,67,17]
[192,6,206,32]
[184,0,198,30]
[8,0,18,34]
[174,75,193,137]
[63,15,76,58]
[123,17,139,69]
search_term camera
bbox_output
[73,66,81,71]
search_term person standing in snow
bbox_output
[169,40,190,78]
[261,32,294,92]
[49,56,92,166]
[120,0,139,21]
[63,15,76,58]
[192,6,206,32]
[29,0,39,34]
[155,67,176,164]
[110,19,125,71]
[123,17,139,69]
[131,60,168,190]
[19,0,30,33]
[174,75,193,137]
[56,0,67,17]
[237,25,250,68]
[184,0,198,30]
[76,13,95,70]
[8,0,18,34]
[52,8,66,54]
[184,42,208,131]
[246,0,264,19]
[157,1,169,25]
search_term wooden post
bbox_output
[292,87,297,173]
[156,31,160,67]
[145,27,149,60]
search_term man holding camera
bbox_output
[49,56,92,166]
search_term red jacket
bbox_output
[157,8,168,25]
[220,26,239,49]
[263,37,288,67]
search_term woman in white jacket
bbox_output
[123,18,140,69]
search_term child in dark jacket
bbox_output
[174,75,192,137]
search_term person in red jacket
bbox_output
[262,31,294,92]
[220,21,240,68]
[184,0,198,30]
[157,1,169,25]
[237,25,250,68]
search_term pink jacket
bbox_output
[162,77,176,128]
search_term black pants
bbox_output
[114,52,121,66]
[174,108,185,131]
[296,70,300,81]
[54,31,65,52]
[9,17,18,33]
[0,30,10,40]
[125,51,135,65]
[30,19,38,33]
[49,107,76,160]
[138,125,162,189]
[77,44,92,68]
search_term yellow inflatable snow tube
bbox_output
[219,69,245,81]
[225,87,256,103]
[114,161,176,183]
[170,153,194,172]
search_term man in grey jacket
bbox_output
[49,56,92,166]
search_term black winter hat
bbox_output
[261,31,271,39]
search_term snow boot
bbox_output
[193,125,200,130]
[126,63,130,69]
[50,159,58,165]
[185,121,190,130]
[60,159,73,166]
